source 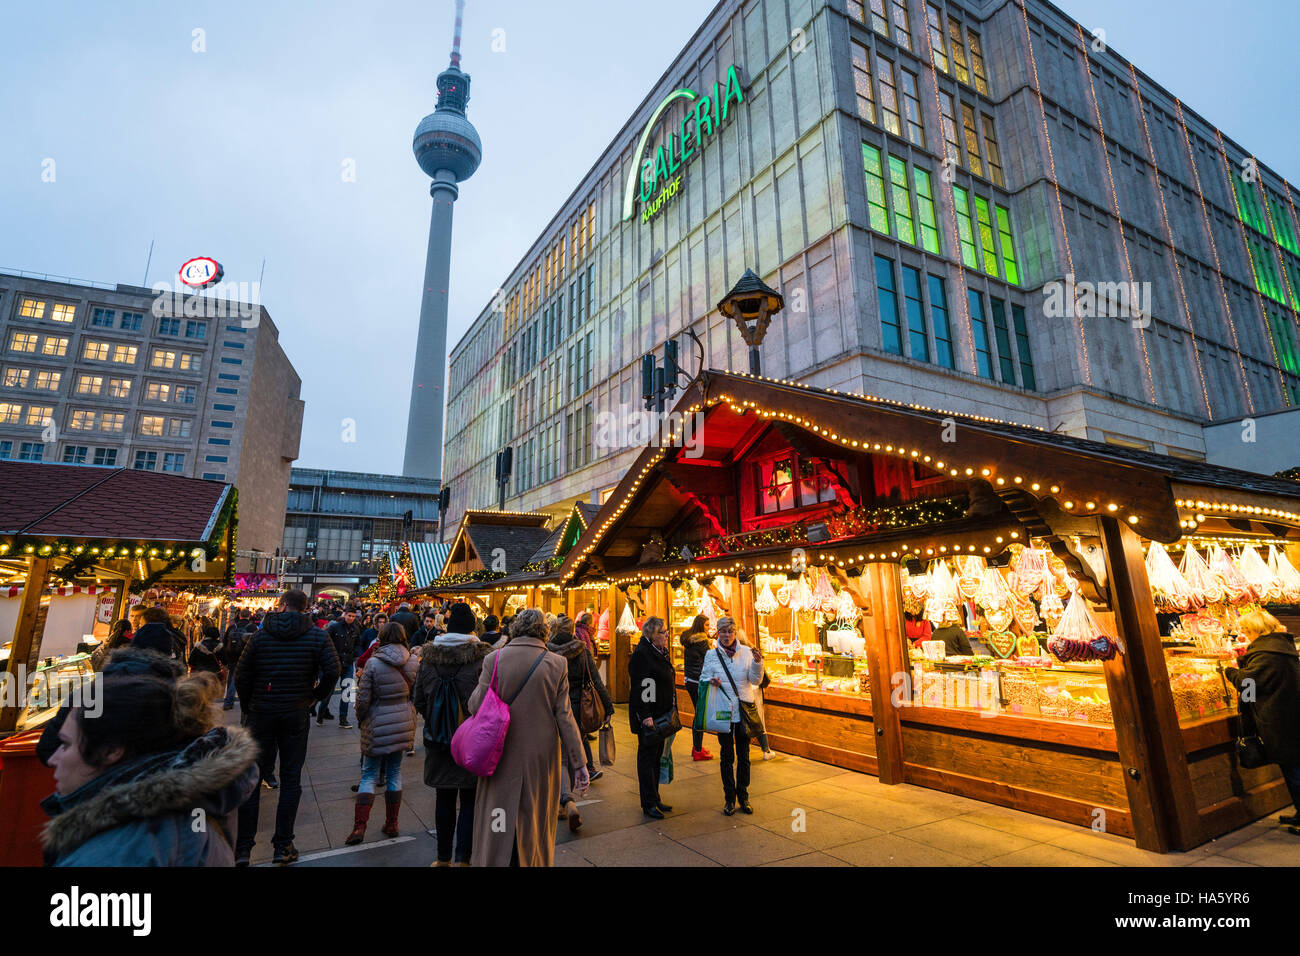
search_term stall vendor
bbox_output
[930,612,973,656]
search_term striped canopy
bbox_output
[385,542,449,590]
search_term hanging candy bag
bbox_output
[1047,589,1120,663]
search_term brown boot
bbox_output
[381,790,402,838]
[345,793,374,845]
[564,799,582,833]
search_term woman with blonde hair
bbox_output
[1225,608,1300,827]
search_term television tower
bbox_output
[403,0,482,480]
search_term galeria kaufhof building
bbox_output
[441,0,1300,529]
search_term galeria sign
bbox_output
[622,64,745,225]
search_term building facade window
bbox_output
[167,418,192,438]
[874,55,901,137]
[140,415,165,437]
[875,254,903,355]
[158,318,181,336]
[119,311,143,331]
[899,69,925,147]
[18,299,45,319]
[91,308,116,328]
[19,442,44,461]
[967,290,994,379]
[162,453,185,472]
[63,445,88,464]
[24,404,53,427]
[42,336,69,357]
[0,402,20,424]
[185,321,207,339]
[49,303,76,323]
[928,275,955,369]
[76,375,104,396]
[2,367,30,388]
[93,448,117,466]
[863,144,890,233]
[145,382,171,402]
[33,370,60,391]
[851,41,875,124]
[133,451,157,470]
[107,378,132,399]
[9,332,38,353]
[100,412,125,432]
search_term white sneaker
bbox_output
[762,750,777,760]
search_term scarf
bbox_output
[434,631,479,647]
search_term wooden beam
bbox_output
[863,562,906,784]
[0,557,50,734]
[1099,517,1202,851]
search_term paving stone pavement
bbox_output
[225,698,1298,867]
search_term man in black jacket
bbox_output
[390,603,420,641]
[234,588,340,866]
[324,607,363,728]
[220,609,252,710]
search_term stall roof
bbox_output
[559,370,1300,586]
[0,462,232,543]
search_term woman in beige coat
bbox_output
[346,623,419,845]
[469,608,587,866]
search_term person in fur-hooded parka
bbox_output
[43,683,259,868]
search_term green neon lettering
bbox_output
[622,88,697,221]
[722,64,744,120]
[654,145,669,185]
[712,83,721,127]
[666,132,682,174]
[680,115,695,162]
[694,96,713,139]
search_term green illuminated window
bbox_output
[1267,310,1299,375]
[902,265,929,362]
[1268,195,1299,254]
[929,275,955,369]
[1284,259,1300,312]
[913,168,940,254]
[889,156,915,245]
[876,255,903,355]
[974,196,999,276]
[953,186,977,269]
[863,144,890,234]
[1011,304,1037,390]
[1231,171,1268,235]
[967,290,993,378]
[996,205,1019,285]
[1246,237,1286,304]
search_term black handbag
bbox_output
[1235,701,1269,769]
[716,647,765,737]
[641,708,681,741]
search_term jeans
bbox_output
[635,734,665,811]
[435,786,476,863]
[237,709,311,852]
[222,669,237,707]
[685,682,704,751]
[335,660,356,720]
[717,723,751,803]
[358,751,404,794]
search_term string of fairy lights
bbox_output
[1012,0,1089,385]
[1172,97,1255,414]
[1126,61,1214,419]
[1073,23,1156,405]
[917,7,978,375]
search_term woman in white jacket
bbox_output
[696,616,764,815]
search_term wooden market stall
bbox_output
[557,370,1300,853]
[0,461,236,865]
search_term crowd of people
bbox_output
[42,589,1300,866]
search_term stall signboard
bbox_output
[95,590,117,624]
[233,573,280,592]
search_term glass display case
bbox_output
[17,653,94,731]
[1164,650,1235,723]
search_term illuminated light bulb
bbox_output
[923,456,931,462]
[936,461,945,469]
[1086,502,1096,510]
[950,469,959,476]
[965,468,974,476]
[926,548,934,555]
[1127,516,1139,524]
[1013,476,1023,484]
[981,469,991,476]
[1031,483,1041,491]
[996,478,1005,486]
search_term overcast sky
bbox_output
[1,0,1296,475]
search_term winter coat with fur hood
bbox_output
[413,637,491,789]
[41,726,259,866]
[357,643,419,756]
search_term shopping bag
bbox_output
[695,681,734,734]
[598,720,616,766]
[659,733,676,785]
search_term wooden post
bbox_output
[0,557,50,734]
[1098,517,1201,852]
[109,572,132,623]
[862,562,906,784]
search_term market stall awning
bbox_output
[409,541,449,588]
[559,370,1300,588]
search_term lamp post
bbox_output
[717,269,785,376]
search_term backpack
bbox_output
[423,664,467,748]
